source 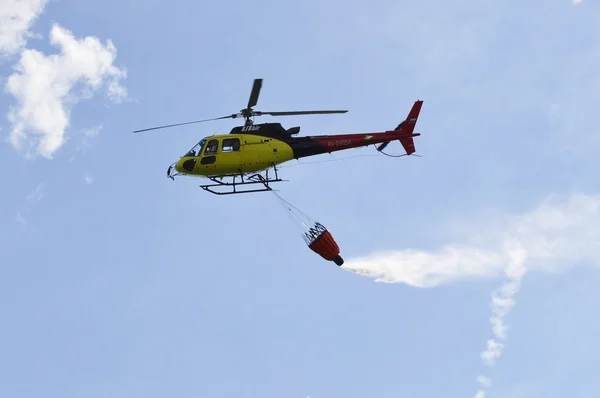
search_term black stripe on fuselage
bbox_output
[287,137,327,159]
[237,127,327,159]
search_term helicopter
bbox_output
[133,78,423,195]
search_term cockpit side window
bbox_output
[222,138,241,152]
[204,139,219,155]
[185,139,206,157]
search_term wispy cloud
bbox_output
[17,182,44,226]
[477,375,491,388]
[0,0,48,57]
[83,124,102,138]
[343,193,600,285]
[474,241,527,398]
[4,24,126,158]
[26,182,43,202]
[342,193,600,397]
[84,173,93,185]
[79,124,102,152]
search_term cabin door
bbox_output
[218,137,243,174]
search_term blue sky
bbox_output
[1,0,600,397]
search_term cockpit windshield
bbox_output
[184,139,206,157]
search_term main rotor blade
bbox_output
[257,110,348,116]
[132,115,236,133]
[247,78,263,110]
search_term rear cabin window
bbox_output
[222,138,241,152]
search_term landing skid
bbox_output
[200,166,287,195]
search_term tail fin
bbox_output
[377,100,423,155]
[397,100,422,155]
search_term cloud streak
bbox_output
[474,240,527,398]
[343,193,600,286]
[342,193,600,397]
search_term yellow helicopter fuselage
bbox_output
[173,133,295,177]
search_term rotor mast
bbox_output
[241,78,262,126]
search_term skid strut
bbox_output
[199,165,286,195]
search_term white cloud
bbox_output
[342,193,600,286]
[4,23,126,158]
[475,375,491,397]
[471,240,527,392]
[0,0,48,57]
[480,338,504,367]
[572,0,583,5]
[84,173,93,185]
[341,245,504,288]
[343,193,600,397]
